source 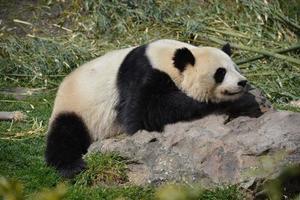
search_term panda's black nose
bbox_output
[238,80,247,87]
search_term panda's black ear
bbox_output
[221,43,232,56]
[173,48,195,72]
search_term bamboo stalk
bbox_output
[275,11,300,33]
[13,19,33,26]
[6,74,66,77]
[205,36,300,66]
[205,27,248,38]
[246,73,276,76]
[204,29,281,45]
[0,111,26,121]
[236,43,300,65]
[52,24,73,32]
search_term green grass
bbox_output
[156,184,245,200]
[0,0,299,199]
[0,93,59,194]
[75,153,128,186]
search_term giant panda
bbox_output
[45,39,248,178]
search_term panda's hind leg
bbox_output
[45,112,91,178]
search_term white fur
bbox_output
[50,47,134,140]
[146,40,246,102]
[146,39,197,87]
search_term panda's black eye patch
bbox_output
[173,48,195,72]
[214,67,226,83]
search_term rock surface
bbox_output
[89,88,300,187]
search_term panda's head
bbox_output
[173,44,248,103]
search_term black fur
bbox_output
[116,45,219,134]
[214,67,227,83]
[45,112,91,178]
[238,80,247,87]
[173,47,195,72]
[221,43,232,56]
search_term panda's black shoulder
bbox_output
[117,44,150,85]
[116,44,178,93]
[115,43,180,133]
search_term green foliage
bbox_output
[155,184,244,200]
[264,165,300,200]
[33,183,67,200]
[0,93,61,196]
[66,185,154,200]
[1,0,299,107]
[0,177,23,200]
[199,186,244,200]
[0,177,66,200]
[1,176,244,200]
[0,36,99,87]
[75,153,128,186]
[156,184,202,200]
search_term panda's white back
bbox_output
[50,47,135,140]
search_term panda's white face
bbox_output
[180,47,247,103]
[212,61,247,102]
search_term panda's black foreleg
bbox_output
[140,91,216,132]
[121,90,216,134]
[45,112,91,178]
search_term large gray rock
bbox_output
[88,88,300,187]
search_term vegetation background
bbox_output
[0,0,299,199]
